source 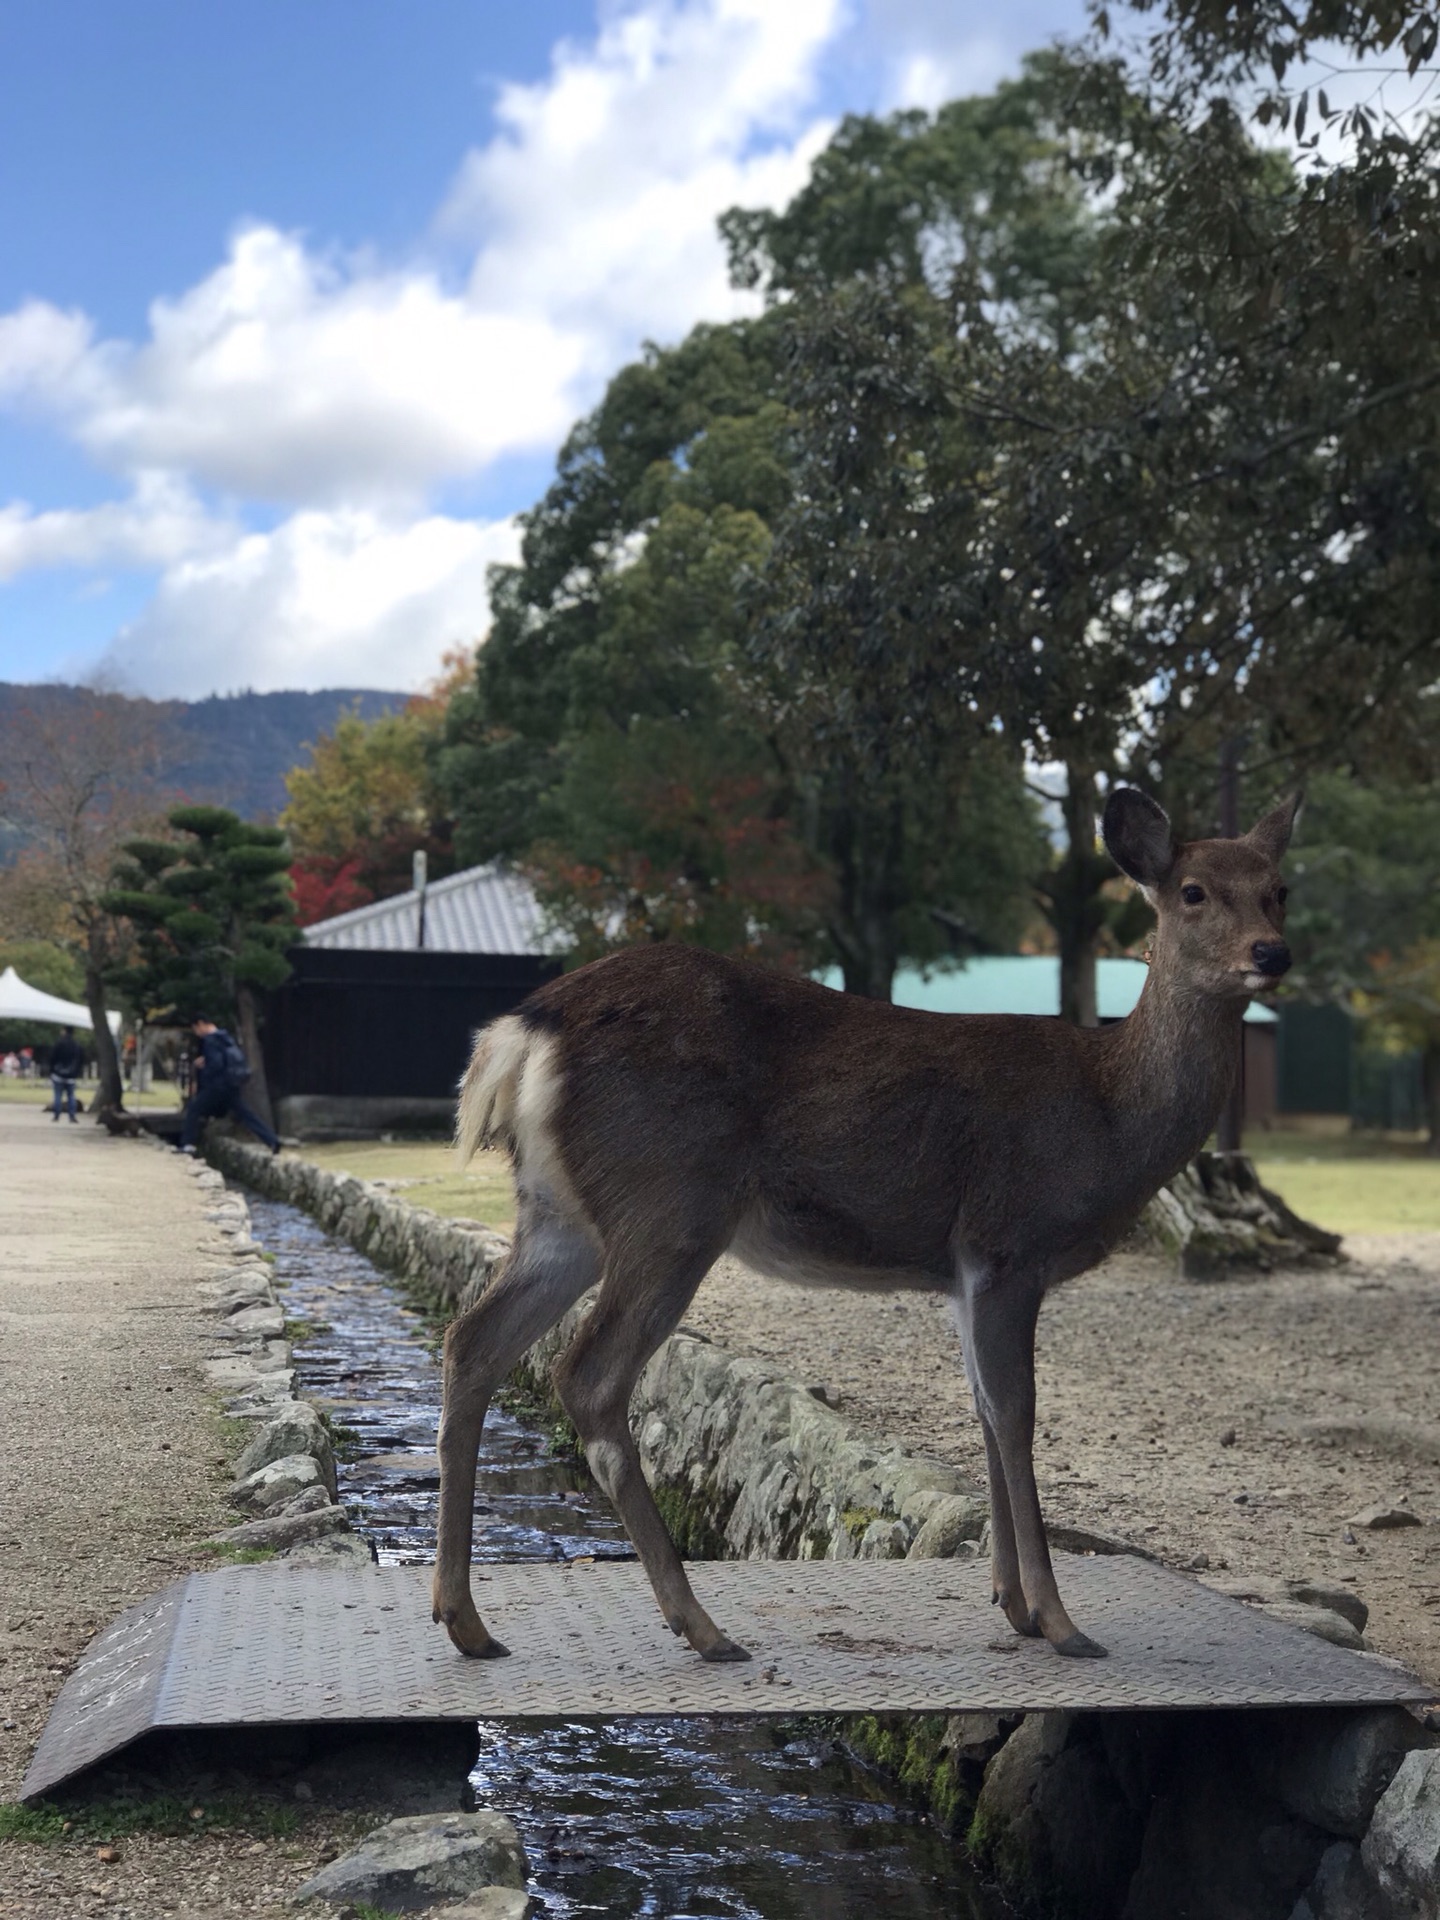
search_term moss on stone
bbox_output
[652,1479,736,1561]
[846,1713,975,1835]
[840,1505,881,1544]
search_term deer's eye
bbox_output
[1277,886,1288,906]
[1181,884,1206,906]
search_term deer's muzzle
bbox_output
[1250,941,1291,978]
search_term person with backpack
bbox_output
[49,1025,85,1123]
[180,1016,280,1154]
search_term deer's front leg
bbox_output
[958,1271,1106,1659]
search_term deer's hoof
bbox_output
[699,1635,752,1663]
[435,1600,509,1660]
[1053,1629,1108,1660]
[995,1589,1041,1637]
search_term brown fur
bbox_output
[432,789,1299,1663]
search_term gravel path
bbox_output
[685,1233,1440,1691]
[0,1108,366,1918]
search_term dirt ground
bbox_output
[684,1232,1440,1692]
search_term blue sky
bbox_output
[0,0,1088,697]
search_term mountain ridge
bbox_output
[0,681,408,830]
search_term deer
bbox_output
[431,786,1298,1663]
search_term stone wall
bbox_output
[205,1133,988,1565]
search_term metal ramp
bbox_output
[22,1555,1430,1801]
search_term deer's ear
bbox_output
[1246,792,1303,863]
[1102,787,1176,890]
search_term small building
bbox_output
[262,863,559,1137]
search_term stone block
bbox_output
[907,1494,988,1559]
[234,1401,338,1497]
[292,1808,527,1911]
[207,1502,350,1553]
[1258,1708,1431,1840]
[228,1451,328,1514]
[1361,1748,1440,1915]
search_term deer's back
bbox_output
[514,944,1118,1282]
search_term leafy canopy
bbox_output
[104,806,295,1025]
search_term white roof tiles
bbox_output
[300,861,550,956]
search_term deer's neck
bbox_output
[1100,967,1245,1184]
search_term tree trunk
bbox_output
[829,787,901,1001]
[235,986,276,1133]
[838,926,897,1000]
[83,958,125,1111]
[1053,764,1107,1028]
[1423,1038,1440,1158]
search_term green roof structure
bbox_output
[816,955,1276,1024]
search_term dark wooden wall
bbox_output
[262,948,560,1101]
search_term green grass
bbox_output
[296,1138,517,1233]
[1253,1154,1440,1234]
[292,1127,1440,1239]
[0,1078,181,1110]
[197,1542,278,1565]
[0,1792,301,1843]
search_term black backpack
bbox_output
[218,1032,251,1090]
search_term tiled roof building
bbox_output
[300,862,549,957]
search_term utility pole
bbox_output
[413,848,428,951]
[1216,737,1244,1153]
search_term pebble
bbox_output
[1347,1504,1423,1531]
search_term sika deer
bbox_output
[432,788,1298,1662]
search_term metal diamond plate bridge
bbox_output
[22,1555,1429,1800]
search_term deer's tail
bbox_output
[455,1015,533,1166]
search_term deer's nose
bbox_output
[1251,941,1291,977]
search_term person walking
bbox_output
[48,1025,84,1123]
[180,1016,280,1154]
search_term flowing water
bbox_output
[248,1193,1007,1919]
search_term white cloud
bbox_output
[103,509,521,697]
[67,230,587,508]
[447,0,841,352]
[0,299,97,405]
[862,0,1090,109]
[0,473,234,583]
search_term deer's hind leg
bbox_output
[554,1224,747,1662]
[433,1197,599,1657]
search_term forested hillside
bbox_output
[0,683,403,835]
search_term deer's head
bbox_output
[1103,787,1300,1000]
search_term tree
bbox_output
[0,688,172,1106]
[104,806,295,1127]
[724,55,1164,1018]
[1285,769,1440,1150]
[745,279,1046,996]
[283,699,453,925]
[438,320,789,866]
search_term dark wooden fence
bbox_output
[262,948,560,1103]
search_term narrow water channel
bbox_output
[247,1192,1007,1920]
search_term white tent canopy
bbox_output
[0,966,121,1035]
